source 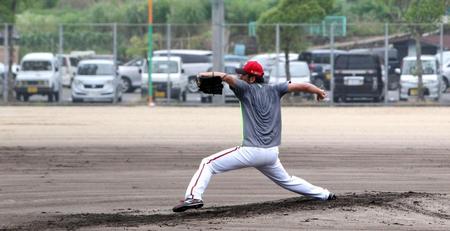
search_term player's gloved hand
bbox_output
[196,72,224,95]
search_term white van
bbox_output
[15,53,61,102]
[153,49,211,76]
[141,56,187,101]
[59,54,80,87]
[398,56,440,101]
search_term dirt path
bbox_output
[1,107,450,230]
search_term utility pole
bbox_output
[212,0,224,103]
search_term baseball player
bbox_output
[173,61,335,212]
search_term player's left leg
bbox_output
[257,157,331,200]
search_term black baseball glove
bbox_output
[196,73,223,94]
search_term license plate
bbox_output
[410,88,418,96]
[27,86,38,93]
[344,76,364,86]
[155,91,166,98]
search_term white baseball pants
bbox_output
[184,146,330,201]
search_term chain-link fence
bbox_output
[1,22,450,105]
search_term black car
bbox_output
[333,53,384,102]
[350,48,400,90]
[298,49,348,90]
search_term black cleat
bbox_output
[172,198,204,212]
[327,192,337,200]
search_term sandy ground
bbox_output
[0,106,450,230]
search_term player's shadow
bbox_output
[19,192,421,231]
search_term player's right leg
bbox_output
[174,146,245,212]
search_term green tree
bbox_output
[404,0,446,101]
[0,0,40,101]
[258,0,334,82]
[225,0,276,23]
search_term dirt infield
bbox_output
[1,106,450,230]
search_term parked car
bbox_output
[59,54,80,87]
[14,52,61,102]
[153,49,211,76]
[269,60,312,99]
[202,62,241,103]
[154,50,212,95]
[333,53,384,102]
[71,59,122,103]
[398,56,440,101]
[0,63,4,95]
[435,51,450,66]
[298,49,348,90]
[141,56,187,101]
[439,60,450,92]
[224,54,248,64]
[250,53,298,74]
[118,57,145,93]
[350,47,400,90]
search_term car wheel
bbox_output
[333,97,340,103]
[54,91,60,102]
[72,97,83,103]
[442,78,449,93]
[121,77,132,93]
[313,78,325,89]
[201,95,212,103]
[47,93,54,102]
[187,76,199,93]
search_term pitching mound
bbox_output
[5,191,449,230]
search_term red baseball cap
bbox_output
[236,61,264,78]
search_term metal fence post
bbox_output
[275,24,280,83]
[58,24,63,95]
[113,23,117,102]
[330,23,335,106]
[439,23,443,101]
[384,23,389,104]
[166,23,171,102]
[3,23,8,102]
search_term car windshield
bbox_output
[21,61,52,71]
[151,61,178,73]
[125,58,144,67]
[77,63,114,75]
[402,60,436,75]
[270,62,309,77]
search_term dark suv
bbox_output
[298,49,347,90]
[333,53,384,102]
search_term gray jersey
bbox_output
[231,79,289,148]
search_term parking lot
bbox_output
[3,85,450,105]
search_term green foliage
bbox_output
[405,0,446,25]
[257,0,334,52]
[153,0,171,23]
[126,35,147,58]
[225,0,276,23]
[403,0,446,101]
[167,0,210,24]
[347,0,390,22]
[256,0,334,81]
